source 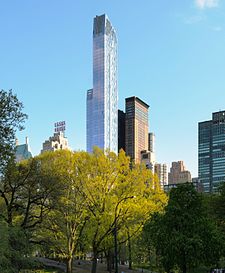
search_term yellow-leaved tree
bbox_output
[35,148,167,273]
[37,150,89,273]
[78,148,167,273]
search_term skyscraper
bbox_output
[168,161,192,184]
[125,96,149,163]
[155,163,168,188]
[199,111,225,192]
[148,132,155,154]
[141,133,156,172]
[118,110,125,153]
[87,14,118,153]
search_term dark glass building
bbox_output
[198,111,225,192]
[118,110,125,153]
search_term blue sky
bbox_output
[0,0,225,176]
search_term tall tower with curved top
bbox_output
[87,14,118,154]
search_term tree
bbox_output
[79,148,126,273]
[112,171,166,270]
[38,150,89,273]
[0,89,27,170]
[0,147,166,273]
[0,154,59,272]
[144,183,224,273]
[0,219,11,272]
[0,155,58,229]
[207,182,225,233]
[80,148,167,273]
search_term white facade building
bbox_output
[155,163,168,188]
[41,132,70,153]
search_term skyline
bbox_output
[1,0,225,177]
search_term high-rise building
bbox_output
[148,132,155,153]
[155,163,168,188]
[199,111,225,192]
[118,110,125,152]
[168,161,191,184]
[87,14,118,154]
[15,137,32,162]
[125,96,149,163]
[141,132,156,172]
[41,132,70,153]
[141,150,154,172]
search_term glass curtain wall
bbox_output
[87,14,118,153]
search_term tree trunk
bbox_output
[120,244,126,265]
[112,252,115,270]
[182,250,187,273]
[106,250,112,273]
[66,256,73,273]
[128,231,132,269]
[91,250,98,273]
[106,252,110,271]
[182,264,187,273]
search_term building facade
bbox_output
[199,111,225,192]
[148,132,155,154]
[155,163,168,188]
[15,137,32,162]
[141,150,155,172]
[125,96,149,163]
[141,133,156,172]
[168,161,191,184]
[41,132,70,153]
[118,110,125,153]
[87,14,118,154]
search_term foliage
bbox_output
[37,150,88,273]
[206,182,225,233]
[143,183,224,273]
[0,156,57,229]
[0,219,11,272]
[0,89,27,170]
[0,147,167,273]
[80,148,167,273]
[0,154,59,272]
[0,219,35,273]
[131,230,157,270]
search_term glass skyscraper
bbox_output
[198,111,225,192]
[87,14,118,153]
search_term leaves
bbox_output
[0,148,167,273]
[0,89,27,170]
[144,183,224,273]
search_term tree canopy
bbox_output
[35,148,167,273]
[143,183,224,273]
[0,89,27,169]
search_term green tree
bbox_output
[38,150,89,273]
[0,156,57,229]
[144,183,224,273]
[0,89,27,170]
[0,154,59,272]
[0,219,11,272]
[207,182,225,233]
